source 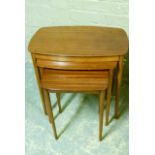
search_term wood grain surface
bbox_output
[28,26,128,56]
[41,69,109,91]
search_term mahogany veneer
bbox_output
[28,26,128,141]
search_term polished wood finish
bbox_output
[106,69,114,125]
[34,54,119,62]
[28,26,128,56]
[115,56,124,118]
[31,54,47,115]
[99,91,105,141]
[42,69,108,141]
[36,59,117,70]
[41,68,109,140]
[43,89,58,139]
[41,69,109,91]
[28,26,128,141]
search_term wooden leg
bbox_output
[106,69,114,126]
[40,88,47,115]
[115,56,124,118]
[56,93,62,113]
[31,54,47,115]
[99,91,105,141]
[43,90,58,140]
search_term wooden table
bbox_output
[28,26,128,139]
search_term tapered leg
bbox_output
[115,56,124,118]
[99,91,105,141]
[106,69,114,126]
[40,88,47,115]
[31,54,47,115]
[56,93,62,113]
[43,90,58,140]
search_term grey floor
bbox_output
[25,61,129,155]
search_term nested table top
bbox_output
[41,69,109,91]
[28,26,128,57]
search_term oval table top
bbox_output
[28,26,128,57]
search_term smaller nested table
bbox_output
[28,26,128,140]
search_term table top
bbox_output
[41,69,109,91]
[28,26,128,57]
